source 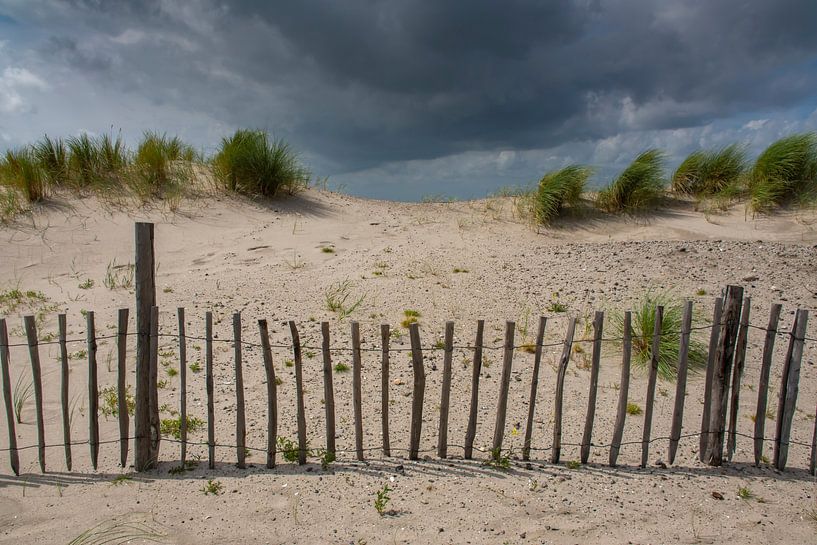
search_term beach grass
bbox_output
[749,133,817,212]
[535,165,592,223]
[596,149,666,213]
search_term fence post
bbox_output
[464,320,485,459]
[706,285,743,466]
[552,318,577,464]
[609,311,632,467]
[727,297,751,461]
[380,324,390,457]
[117,309,130,467]
[754,303,781,466]
[581,311,604,464]
[437,321,454,458]
[321,322,336,457]
[134,222,157,470]
[351,321,364,461]
[58,314,71,471]
[522,316,547,461]
[86,311,99,470]
[668,301,693,465]
[233,313,246,469]
[774,309,809,470]
[408,322,425,460]
[289,321,308,465]
[700,297,723,462]
[0,319,19,475]
[641,306,663,468]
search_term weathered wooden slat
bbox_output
[134,222,156,471]
[774,309,809,470]
[234,313,246,469]
[754,303,781,466]
[380,323,390,457]
[811,400,817,476]
[321,322,336,456]
[289,321,308,465]
[408,322,426,461]
[668,301,692,465]
[117,308,129,467]
[0,319,20,475]
[258,319,278,469]
[552,317,577,464]
[464,320,485,460]
[523,316,547,461]
[609,311,632,467]
[205,311,215,469]
[148,306,160,468]
[58,314,71,471]
[706,285,743,466]
[727,297,751,461]
[437,321,455,458]
[492,321,516,459]
[176,307,186,465]
[86,311,99,470]
[700,296,723,462]
[351,321,364,461]
[24,315,46,472]
[580,311,604,464]
[641,306,663,468]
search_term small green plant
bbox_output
[547,300,568,313]
[738,486,753,500]
[374,484,392,516]
[99,385,136,419]
[334,362,350,373]
[166,367,178,377]
[160,416,204,439]
[325,279,366,319]
[103,259,134,290]
[275,376,283,386]
[566,460,581,470]
[695,288,707,296]
[626,402,643,415]
[284,359,294,368]
[484,447,511,470]
[401,309,421,328]
[110,474,133,486]
[202,479,223,495]
[78,278,94,290]
[12,375,33,424]
[277,436,300,462]
[317,448,336,471]
[321,246,335,253]
[189,361,201,373]
[169,459,199,475]
[596,149,666,213]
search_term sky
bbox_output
[1,0,817,201]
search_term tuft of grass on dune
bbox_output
[595,149,666,214]
[2,147,47,202]
[535,165,593,224]
[672,144,747,197]
[131,131,195,202]
[611,290,707,381]
[33,135,69,187]
[749,132,817,213]
[213,129,310,197]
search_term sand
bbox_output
[0,189,816,544]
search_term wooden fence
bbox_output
[0,223,814,476]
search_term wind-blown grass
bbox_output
[535,165,592,223]
[612,291,707,380]
[213,130,310,196]
[66,134,103,189]
[749,133,817,212]
[33,135,69,186]
[596,149,666,213]
[672,144,747,196]
[132,132,195,201]
[2,148,47,202]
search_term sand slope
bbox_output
[0,190,816,544]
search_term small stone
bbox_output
[742,274,759,282]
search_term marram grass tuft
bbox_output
[595,149,666,213]
[535,165,592,224]
[749,132,817,212]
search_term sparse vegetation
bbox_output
[374,484,392,516]
[325,279,365,319]
[401,309,421,328]
[103,259,135,290]
[131,131,195,201]
[12,375,33,424]
[596,149,666,213]
[484,447,511,470]
[672,144,747,197]
[160,416,204,439]
[626,402,643,415]
[565,460,581,470]
[99,385,135,419]
[2,147,47,202]
[334,362,350,373]
[202,479,223,495]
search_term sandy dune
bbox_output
[0,189,816,544]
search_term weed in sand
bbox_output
[12,375,33,423]
[374,484,392,516]
[202,479,223,495]
[99,385,135,419]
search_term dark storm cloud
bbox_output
[3,0,817,181]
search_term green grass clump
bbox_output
[626,402,642,415]
[2,148,47,202]
[749,133,817,212]
[613,291,707,380]
[213,129,310,197]
[160,415,204,439]
[99,385,135,419]
[131,131,195,201]
[535,165,592,223]
[596,149,666,213]
[672,144,747,196]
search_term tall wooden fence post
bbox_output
[437,321,454,458]
[491,321,516,459]
[408,322,426,460]
[86,311,99,470]
[727,297,751,461]
[668,301,693,465]
[135,222,157,470]
[321,322,336,457]
[380,324,390,457]
[754,303,781,466]
[774,309,809,470]
[258,319,278,469]
[0,319,19,475]
[609,311,632,467]
[205,311,215,469]
[58,314,71,471]
[289,321,308,465]
[351,321,364,461]
[641,306,663,468]
[706,285,744,466]
[24,316,46,473]
[176,308,186,465]
[700,297,724,462]
[522,316,547,461]
[581,311,604,464]
[117,308,130,467]
[464,320,485,459]
[234,313,246,468]
[552,318,577,464]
